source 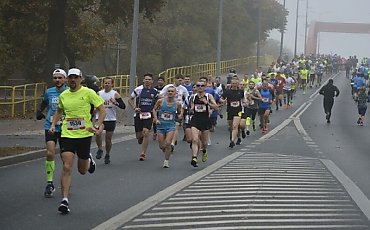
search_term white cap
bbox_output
[68,68,82,77]
[53,69,66,77]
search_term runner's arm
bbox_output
[114,93,126,109]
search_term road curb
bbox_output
[0,131,136,167]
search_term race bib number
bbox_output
[50,115,64,125]
[230,101,240,107]
[160,112,174,121]
[195,104,207,112]
[140,112,152,120]
[262,98,269,103]
[66,118,85,130]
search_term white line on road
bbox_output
[92,151,245,230]
[321,159,370,222]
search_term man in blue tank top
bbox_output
[152,85,182,168]
[36,68,68,198]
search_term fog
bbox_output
[269,0,370,60]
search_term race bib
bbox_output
[262,98,269,103]
[249,100,255,106]
[195,104,207,112]
[160,112,174,121]
[230,101,240,107]
[66,118,85,130]
[50,115,64,126]
[140,112,152,120]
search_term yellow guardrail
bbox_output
[0,83,47,118]
[159,55,273,83]
[97,75,138,97]
[0,55,274,117]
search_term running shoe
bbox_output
[44,183,55,198]
[152,133,157,141]
[88,153,96,174]
[202,149,208,162]
[58,200,70,214]
[208,139,212,146]
[252,121,256,131]
[174,140,177,146]
[139,153,146,161]
[357,118,361,125]
[163,160,169,168]
[241,130,246,139]
[96,149,103,159]
[229,141,235,148]
[246,130,250,136]
[236,138,242,145]
[219,114,223,119]
[104,154,110,164]
[138,136,144,144]
[191,157,198,167]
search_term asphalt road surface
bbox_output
[1,71,370,230]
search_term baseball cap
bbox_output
[68,68,82,77]
[53,69,66,77]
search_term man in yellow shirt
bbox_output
[50,68,106,214]
[300,66,309,94]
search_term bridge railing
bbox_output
[0,55,273,117]
[0,83,47,118]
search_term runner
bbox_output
[36,69,68,198]
[283,73,295,108]
[152,85,182,168]
[220,79,244,148]
[49,68,106,214]
[95,77,126,164]
[244,81,262,134]
[274,71,285,110]
[190,80,218,167]
[300,66,309,94]
[160,74,189,152]
[153,76,166,141]
[258,80,274,133]
[319,79,340,123]
[128,73,159,161]
[356,86,367,126]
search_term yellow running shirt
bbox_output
[300,69,309,80]
[58,86,104,138]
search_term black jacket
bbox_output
[319,83,340,99]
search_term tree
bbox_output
[0,0,165,83]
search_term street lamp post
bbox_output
[216,0,223,76]
[304,0,308,55]
[129,0,139,93]
[279,0,286,61]
[294,0,299,58]
[256,7,261,69]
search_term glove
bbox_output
[36,110,45,120]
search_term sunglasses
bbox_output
[196,84,205,87]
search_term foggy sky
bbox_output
[269,0,370,59]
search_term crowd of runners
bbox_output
[36,53,353,214]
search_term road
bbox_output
[1,71,370,229]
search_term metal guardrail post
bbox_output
[11,86,15,117]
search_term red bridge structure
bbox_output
[306,21,370,55]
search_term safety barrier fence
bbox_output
[0,55,273,117]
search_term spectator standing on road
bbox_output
[319,79,340,123]
[50,68,106,214]
[128,73,159,161]
[37,69,68,198]
[95,77,126,164]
